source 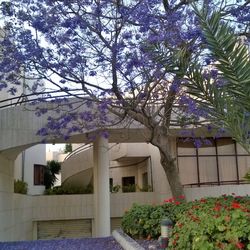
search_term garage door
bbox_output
[111,218,122,231]
[37,219,92,240]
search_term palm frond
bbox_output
[185,5,250,153]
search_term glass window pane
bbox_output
[178,157,197,185]
[199,157,218,183]
[218,156,237,182]
[177,141,196,156]
[236,143,249,155]
[198,140,216,155]
[217,138,235,155]
[237,156,250,180]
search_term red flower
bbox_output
[232,202,241,209]
[179,195,185,199]
[235,242,244,249]
[175,201,181,205]
[200,198,207,203]
[177,223,183,228]
[164,197,175,203]
[214,205,221,211]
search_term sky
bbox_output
[46,143,65,153]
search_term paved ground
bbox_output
[0,237,123,250]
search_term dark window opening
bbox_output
[142,172,148,190]
[34,164,45,185]
[109,178,113,192]
[122,176,135,192]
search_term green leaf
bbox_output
[217,225,226,232]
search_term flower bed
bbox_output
[121,195,250,249]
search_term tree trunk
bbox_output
[151,127,184,199]
[159,150,184,198]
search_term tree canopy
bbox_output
[0,0,249,197]
[44,160,61,190]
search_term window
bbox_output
[177,138,250,187]
[142,172,148,190]
[109,178,113,192]
[122,176,135,192]
[34,164,45,185]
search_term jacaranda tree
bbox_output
[0,0,249,197]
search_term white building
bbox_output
[14,144,46,195]
[0,99,250,241]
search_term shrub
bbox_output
[110,184,121,193]
[122,184,136,192]
[244,170,250,182]
[138,185,153,192]
[168,196,250,250]
[14,179,28,194]
[64,143,72,153]
[122,204,166,239]
[121,196,186,239]
[44,183,93,195]
[121,195,250,249]
[44,160,61,189]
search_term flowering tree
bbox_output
[0,0,249,197]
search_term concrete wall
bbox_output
[0,154,14,241]
[110,143,149,161]
[32,192,156,222]
[184,184,250,201]
[33,195,94,221]
[14,145,46,195]
[24,145,46,195]
[0,154,33,241]
[62,147,93,184]
[148,143,173,201]
[11,194,33,241]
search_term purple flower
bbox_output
[194,139,202,148]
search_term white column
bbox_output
[93,135,110,237]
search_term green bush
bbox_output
[168,196,250,250]
[14,179,28,194]
[244,170,250,182]
[44,183,93,195]
[122,184,136,192]
[121,195,250,249]
[138,185,153,192]
[110,184,121,193]
[122,204,166,239]
[121,197,186,239]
